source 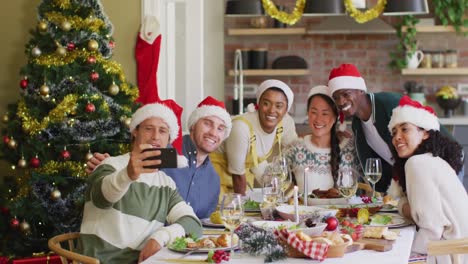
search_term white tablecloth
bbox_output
[142,226,416,264]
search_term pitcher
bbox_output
[406,50,424,69]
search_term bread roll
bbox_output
[216,234,231,247]
[296,231,313,242]
[363,226,388,239]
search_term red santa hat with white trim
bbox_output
[328,63,367,95]
[129,99,187,167]
[187,96,232,139]
[388,95,440,133]
[307,85,347,131]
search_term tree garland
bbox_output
[344,0,387,24]
[261,0,305,26]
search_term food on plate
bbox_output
[357,208,369,224]
[340,219,364,241]
[216,233,239,247]
[311,188,341,198]
[369,214,392,225]
[296,231,313,242]
[243,198,260,210]
[295,230,351,246]
[304,218,317,228]
[170,234,239,250]
[363,226,398,240]
[209,211,223,224]
[383,195,398,207]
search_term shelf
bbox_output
[401,68,468,76]
[228,69,309,77]
[227,28,306,36]
[402,25,467,33]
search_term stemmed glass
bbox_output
[364,158,382,199]
[336,168,358,219]
[271,156,291,202]
[219,193,244,258]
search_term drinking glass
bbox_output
[336,168,358,200]
[364,158,382,199]
[219,193,243,257]
[271,156,291,202]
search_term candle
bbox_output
[303,167,309,206]
[293,185,299,223]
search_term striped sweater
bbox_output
[78,153,202,263]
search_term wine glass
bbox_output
[336,168,358,200]
[219,193,244,257]
[260,173,280,220]
[271,156,291,202]
[364,158,382,199]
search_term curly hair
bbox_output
[392,129,463,193]
[307,94,341,181]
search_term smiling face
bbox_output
[257,89,288,133]
[307,95,337,140]
[132,117,171,149]
[191,116,226,155]
[332,89,365,118]
[391,122,429,158]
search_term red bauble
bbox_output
[20,79,28,89]
[326,216,338,231]
[85,103,96,113]
[67,42,75,51]
[108,41,115,49]
[30,156,41,168]
[61,150,71,159]
[90,71,99,81]
[10,218,19,228]
[3,135,10,144]
[87,56,97,64]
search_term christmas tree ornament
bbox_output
[85,151,94,161]
[56,46,67,57]
[87,55,97,64]
[19,220,31,234]
[37,21,48,33]
[0,207,9,215]
[18,157,27,168]
[60,20,71,31]
[87,39,99,51]
[2,114,9,123]
[108,82,119,95]
[85,102,96,113]
[31,46,42,57]
[39,84,50,96]
[67,42,75,51]
[7,138,17,149]
[108,41,115,49]
[123,117,132,127]
[10,217,19,229]
[20,78,28,89]
[30,156,40,168]
[3,135,10,144]
[90,71,99,81]
[61,147,71,160]
[50,189,62,200]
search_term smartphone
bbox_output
[142,148,177,169]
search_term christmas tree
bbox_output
[0,0,139,257]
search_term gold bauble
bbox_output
[56,46,67,57]
[37,21,48,32]
[2,114,9,123]
[19,221,31,234]
[123,117,132,127]
[85,152,94,161]
[7,139,17,149]
[39,84,50,96]
[50,189,61,200]
[18,158,27,168]
[31,47,42,57]
[87,40,99,51]
[108,83,119,95]
[60,20,71,31]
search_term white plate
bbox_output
[368,213,409,228]
[201,218,224,228]
[276,205,337,221]
[307,197,348,206]
[168,245,233,253]
[251,220,298,230]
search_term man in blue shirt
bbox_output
[86,96,232,219]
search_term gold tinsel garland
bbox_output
[261,0,306,25]
[36,160,87,178]
[45,11,105,32]
[344,0,387,24]
[53,0,71,9]
[18,94,78,135]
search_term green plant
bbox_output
[433,0,468,34]
[389,15,419,70]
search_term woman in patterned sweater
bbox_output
[284,85,360,194]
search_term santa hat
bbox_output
[256,79,294,111]
[328,63,367,95]
[307,85,347,131]
[187,96,232,138]
[388,95,440,132]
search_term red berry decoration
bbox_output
[3,135,10,144]
[30,156,41,168]
[90,71,99,81]
[108,41,115,49]
[10,218,19,229]
[61,149,71,160]
[67,42,75,51]
[20,79,28,89]
[326,216,338,231]
[85,103,96,113]
[87,56,97,64]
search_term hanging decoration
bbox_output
[344,0,387,24]
[261,0,306,25]
[36,160,86,178]
[44,12,105,32]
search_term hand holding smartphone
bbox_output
[142,148,177,169]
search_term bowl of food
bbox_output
[292,222,328,237]
[276,205,337,222]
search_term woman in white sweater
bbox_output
[388,95,468,264]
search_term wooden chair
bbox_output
[427,238,468,264]
[48,232,100,264]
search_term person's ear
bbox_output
[422,130,429,140]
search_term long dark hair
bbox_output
[392,129,463,192]
[307,94,341,181]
